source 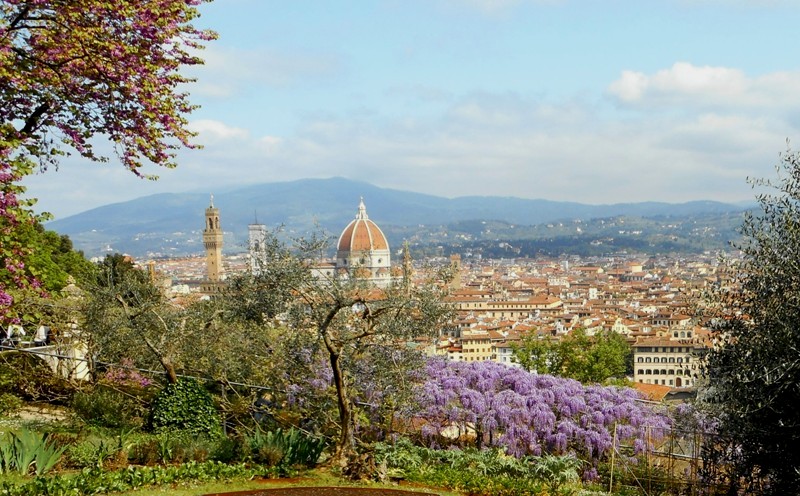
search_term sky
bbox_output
[22,0,800,219]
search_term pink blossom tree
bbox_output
[0,0,215,321]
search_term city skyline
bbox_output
[22,0,800,219]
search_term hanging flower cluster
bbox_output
[417,359,671,465]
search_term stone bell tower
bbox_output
[201,194,224,293]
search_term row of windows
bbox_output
[637,369,692,376]
[637,356,690,363]
[638,378,692,386]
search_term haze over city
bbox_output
[23,0,800,219]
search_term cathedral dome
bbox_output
[337,199,389,252]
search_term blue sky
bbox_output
[23,0,800,218]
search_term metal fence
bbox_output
[609,423,732,495]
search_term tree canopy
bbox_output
[703,146,800,495]
[512,328,631,385]
[0,0,215,322]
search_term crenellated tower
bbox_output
[202,195,224,292]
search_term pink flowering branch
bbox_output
[0,0,216,321]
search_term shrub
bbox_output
[126,431,225,465]
[209,436,241,464]
[0,392,22,416]
[149,378,221,437]
[375,439,546,495]
[66,438,116,469]
[71,384,150,429]
[531,454,583,496]
[0,353,73,403]
[245,427,327,470]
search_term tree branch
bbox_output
[19,102,50,137]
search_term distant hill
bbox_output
[46,177,749,258]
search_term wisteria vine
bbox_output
[416,359,672,465]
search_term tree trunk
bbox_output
[328,346,356,465]
[160,356,179,384]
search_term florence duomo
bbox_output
[248,197,400,288]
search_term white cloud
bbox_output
[607,62,800,110]
[188,120,249,144]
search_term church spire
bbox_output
[356,197,368,220]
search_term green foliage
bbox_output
[0,392,23,416]
[0,352,73,403]
[71,384,150,429]
[513,329,631,384]
[222,229,312,322]
[0,429,66,476]
[375,439,549,495]
[149,378,221,437]
[64,429,137,470]
[11,222,94,292]
[244,427,327,471]
[66,438,117,470]
[85,257,268,390]
[703,147,800,494]
[531,454,584,496]
[0,460,263,496]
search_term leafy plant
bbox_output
[245,427,327,471]
[0,460,265,496]
[531,454,584,496]
[0,429,66,476]
[149,378,221,437]
[71,383,150,429]
[0,392,22,416]
[375,439,545,495]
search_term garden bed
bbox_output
[205,488,437,496]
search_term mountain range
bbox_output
[46,177,750,258]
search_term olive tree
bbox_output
[703,146,800,495]
[222,232,453,468]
